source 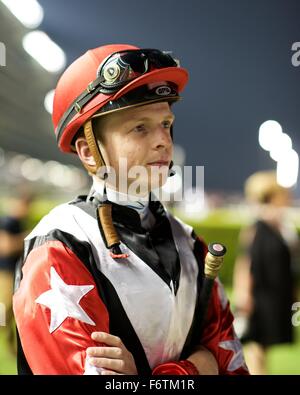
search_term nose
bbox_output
[153,125,173,150]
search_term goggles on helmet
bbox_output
[56,49,179,144]
[97,49,179,92]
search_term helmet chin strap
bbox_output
[83,119,129,259]
[83,119,107,177]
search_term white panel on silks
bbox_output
[25,203,199,369]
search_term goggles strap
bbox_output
[83,119,106,176]
[56,76,106,144]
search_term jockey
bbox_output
[13,44,249,375]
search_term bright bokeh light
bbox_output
[1,0,44,28]
[179,187,207,219]
[42,161,88,189]
[20,158,43,181]
[43,161,69,187]
[2,151,89,192]
[8,154,28,176]
[269,133,292,162]
[22,31,66,73]
[258,120,282,151]
[44,89,55,114]
[277,149,299,188]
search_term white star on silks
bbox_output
[219,339,248,372]
[35,267,96,333]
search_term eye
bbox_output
[162,120,172,129]
[133,124,147,133]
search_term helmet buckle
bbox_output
[87,82,95,93]
[75,102,82,113]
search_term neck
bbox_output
[92,176,150,211]
[92,176,157,230]
[257,204,285,229]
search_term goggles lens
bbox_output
[98,49,178,90]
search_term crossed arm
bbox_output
[86,332,218,375]
[14,240,248,375]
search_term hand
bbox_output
[187,345,219,375]
[86,332,138,375]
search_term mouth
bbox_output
[146,160,169,167]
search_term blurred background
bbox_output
[0,0,300,375]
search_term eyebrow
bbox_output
[125,113,175,124]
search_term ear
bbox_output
[75,137,96,167]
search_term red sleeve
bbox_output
[195,237,249,375]
[13,240,109,375]
[200,279,249,375]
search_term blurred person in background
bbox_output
[0,188,33,354]
[233,170,299,374]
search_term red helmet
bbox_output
[52,44,189,153]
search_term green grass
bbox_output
[267,325,300,374]
[0,328,17,375]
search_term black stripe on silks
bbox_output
[70,195,181,295]
[95,270,152,375]
[69,196,201,359]
[23,235,48,262]
[14,236,49,293]
[16,328,33,375]
[180,233,205,359]
[17,229,151,375]
[52,230,152,375]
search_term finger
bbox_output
[87,346,122,359]
[91,332,123,348]
[101,370,124,376]
[89,357,125,372]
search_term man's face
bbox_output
[96,102,174,195]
